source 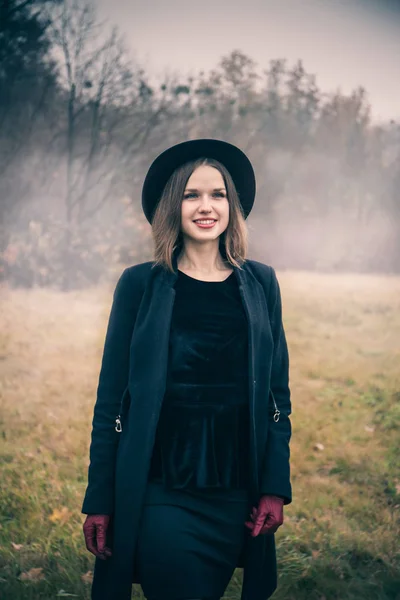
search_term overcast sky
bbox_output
[95,0,400,123]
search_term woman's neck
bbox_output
[177,246,229,275]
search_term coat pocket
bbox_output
[115,386,131,433]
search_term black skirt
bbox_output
[135,480,252,600]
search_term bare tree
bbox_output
[42,0,170,288]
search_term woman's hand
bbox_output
[83,515,113,560]
[244,495,284,537]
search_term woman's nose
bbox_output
[199,195,213,208]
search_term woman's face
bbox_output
[180,165,229,244]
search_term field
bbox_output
[1,270,399,600]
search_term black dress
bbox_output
[135,269,253,600]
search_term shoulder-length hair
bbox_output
[151,157,249,273]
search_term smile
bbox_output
[193,219,217,228]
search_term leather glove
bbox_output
[83,515,113,560]
[244,495,284,537]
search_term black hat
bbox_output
[141,138,256,224]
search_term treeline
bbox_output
[1,0,399,289]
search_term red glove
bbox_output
[83,515,113,560]
[244,495,284,537]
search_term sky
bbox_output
[94,0,400,124]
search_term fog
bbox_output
[1,0,400,290]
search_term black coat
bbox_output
[82,249,292,600]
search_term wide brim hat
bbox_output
[141,138,256,224]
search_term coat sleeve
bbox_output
[259,267,292,505]
[81,267,140,515]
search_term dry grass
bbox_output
[1,271,399,600]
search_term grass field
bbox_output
[1,270,399,600]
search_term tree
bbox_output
[0,0,59,243]
[41,0,170,289]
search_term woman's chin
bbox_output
[187,233,220,244]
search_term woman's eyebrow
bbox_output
[184,187,226,191]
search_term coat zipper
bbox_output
[270,389,280,422]
[115,387,129,433]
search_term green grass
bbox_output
[1,271,400,599]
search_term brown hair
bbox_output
[151,158,249,273]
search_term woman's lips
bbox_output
[193,220,217,229]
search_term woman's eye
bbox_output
[183,193,225,199]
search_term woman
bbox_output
[82,139,292,600]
